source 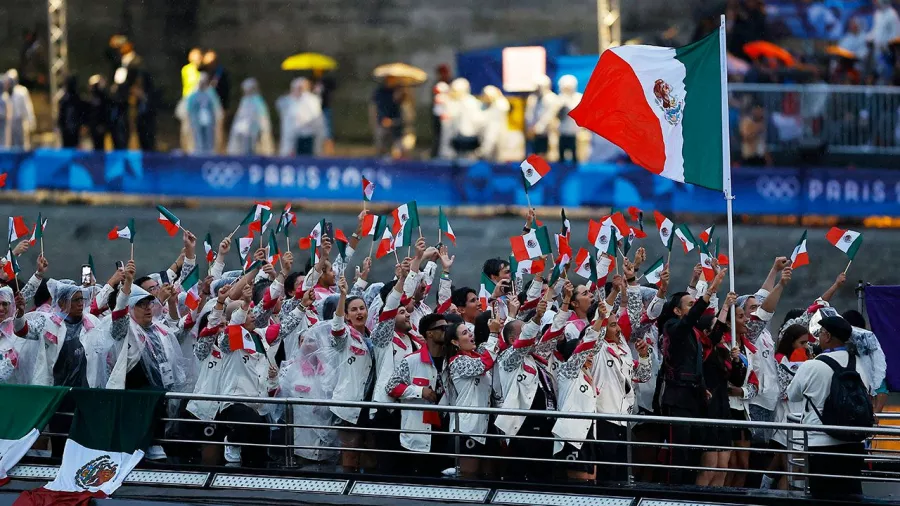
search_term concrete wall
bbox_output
[0,0,705,142]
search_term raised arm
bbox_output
[371,259,408,348]
[821,272,846,302]
[331,277,349,349]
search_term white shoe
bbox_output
[441,467,458,478]
[224,436,242,464]
[146,445,167,461]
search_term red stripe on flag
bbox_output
[825,227,846,246]
[570,50,666,174]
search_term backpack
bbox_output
[806,354,875,442]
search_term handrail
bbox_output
[164,391,900,436]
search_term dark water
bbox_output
[0,203,885,325]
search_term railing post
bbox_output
[626,421,634,486]
[284,403,295,468]
[452,411,460,478]
[803,428,811,496]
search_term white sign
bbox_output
[502,46,547,93]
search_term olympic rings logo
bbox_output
[756,176,800,201]
[202,161,245,189]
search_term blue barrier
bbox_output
[0,149,898,217]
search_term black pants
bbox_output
[662,403,701,485]
[90,128,106,151]
[218,404,268,467]
[808,442,864,498]
[295,136,314,156]
[110,105,129,149]
[558,134,577,163]
[430,114,442,158]
[61,130,80,148]
[137,113,156,151]
[595,421,627,482]
[508,414,556,482]
[531,134,549,155]
[370,409,403,474]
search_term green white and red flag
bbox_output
[643,257,666,285]
[155,205,181,237]
[8,216,29,243]
[570,30,726,191]
[510,226,552,261]
[107,219,135,243]
[825,227,862,260]
[438,207,456,245]
[790,230,809,269]
[362,177,375,201]
[520,154,551,190]
[204,233,216,263]
[180,266,202,311]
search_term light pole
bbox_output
[597,0,621,53]
[48,0,69,125]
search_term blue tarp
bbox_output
[555,55,599,93]
[866,285,900,390]
[455,37,573,94]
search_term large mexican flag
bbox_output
[15,388,163,504]
[570,29,725,191]
[0,385,69,486]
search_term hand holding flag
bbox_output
[826,227,862,273]
[156,205,182,237]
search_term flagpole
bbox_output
[439,229,442,246]
[719,15,738,349]
[131,242,134,261]
[844,260,852,275]
[228,224,240,239]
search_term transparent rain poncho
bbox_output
[278,317,340,461]
[0,286,21,383]
[91,286,190,391]
[810,306,886,394]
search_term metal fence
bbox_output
[728,83,900,155]
[57,392,889,498]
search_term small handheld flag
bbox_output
[560,209,571,239]
[644,257,666,285]
[790,230,809,269]
[520,154,551,191]
[627,206,646,238]
[654,211,675,251]
[180,267,202,311]
[156,205,182,237]
[698,240,715,281]
[266,230,281,265]
[674,224,697,254]
[438,207,456,245]
[228,325,265,354]
[478,274,495,311]
[825,227,862,260]
[362,178,375,202]
[698,225,715,246]
[510,255,545,278]
[204,233,216,263]
[108,219,135,243]
[8,216,29,243]
[0,173,7,188]
[29,215,47,247]
[510,226,553,262]
[334,229,349,260]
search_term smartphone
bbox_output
[158,270,170,285]
[324,221,335,241]
[81,265,92,286]
[115,260,124,270]
[501,279,512,295]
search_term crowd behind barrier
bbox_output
[2,149,900,216]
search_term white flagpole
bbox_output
[719,15,738,348]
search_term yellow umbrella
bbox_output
[281,53,337,71]
[372,62,428,86]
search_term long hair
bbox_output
[776,324,809,359]
[657,291,689,333]
[443,322,465,359]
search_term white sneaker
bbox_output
[146,445,168,461]
[441,467,458,478]
[224,436,242,464]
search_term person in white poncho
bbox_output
[227,78,274,156]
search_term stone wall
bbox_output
[0,0,707,142]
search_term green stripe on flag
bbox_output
[127,218,136,243]
[180,265,200,291]
[675,29,724,191]
[0,385,70,440]
[67,388,164,453]
[156,205,179,225]
[535,226,552,255]
[239,205,257,226]
[847,235,863,260]
[480,273,496,295]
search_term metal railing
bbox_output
[728,83,900,155]
[30,392,900,499]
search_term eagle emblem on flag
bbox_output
[599,234,608,245]
[653,79,683,126]
[75,455,119,489]
[660,227,669,237]
[844,235,852,243]
[526,239,537,249]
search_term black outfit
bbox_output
[57,88,84,148]
[109,53,141,149]
[218,404,268,467]
[659,296,710,484]
[49,318,89,458]
[86,86,111,150]
[699,320,743,448]
[204,64,231,111]
[808,442,864,498]
[558,134,577,163]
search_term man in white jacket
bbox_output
[787,315,869,499]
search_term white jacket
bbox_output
[14,311,102,387]
[494,311,566,436]
[329,315,373,424]
[371,283,420,410]
[187,342,224,421]
[787,349,870,447]
[552,325,606,454]
[593,333,651,425]
[385,346,447,452]
[447,334,500,444]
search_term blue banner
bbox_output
[1,149,899,218]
